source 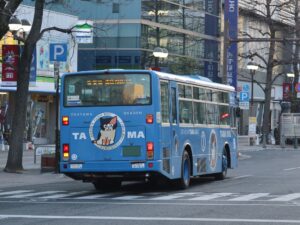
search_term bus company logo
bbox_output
[209,130,218,170]
[89,112,125,151]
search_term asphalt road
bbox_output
[0,149,300,225]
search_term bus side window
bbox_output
[160,82,169,123]
[179,101,193,124]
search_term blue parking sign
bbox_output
[240,91,249,102]
[50,43,67,62]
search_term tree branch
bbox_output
[39,26,74,40]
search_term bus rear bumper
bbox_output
[59,160,164,181]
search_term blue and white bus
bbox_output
[60,69,238,190]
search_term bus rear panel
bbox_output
[60,71,162,182]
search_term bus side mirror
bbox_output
[236,107,241,118]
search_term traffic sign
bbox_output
[50,43,67,62]
[242,84,249,92]
[240,91,249,102]
[239,101,249,110]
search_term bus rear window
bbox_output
[64,73,151,106]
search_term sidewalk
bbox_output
[0,150,70,188]
[238,144,299,152]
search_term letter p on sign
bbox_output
[50,43,67,62]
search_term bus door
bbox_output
[170,81,179,157]
[160,81,178,176]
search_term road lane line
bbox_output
[151,192,197,200]
[75,193,116,199]
[112,195,143,200]
[39,191,89,199]
[269,193,300,201]
[229,193,270,201]
[8,191,63,198]
[0,190,33,196]
[284,167,300,171]
[190,193,233,201]
[1,214,300,223]
[232,175,253,179]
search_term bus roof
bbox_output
[62,69,235,92]
[154,71,235,92]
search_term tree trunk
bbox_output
[292,0,300,113]
[262,29,276,148]
[4,0,45,173]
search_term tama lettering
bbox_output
[127,131,145,139]
[72,132,87,140]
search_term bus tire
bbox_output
[93,178,122,191]
[215,149,228,180]
[176,151,191,189]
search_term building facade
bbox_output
[24,0,222,82]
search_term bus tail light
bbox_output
[147,142,154,160]
[146,114,153,124]
[62,116,69,126]
[63,144,70,160]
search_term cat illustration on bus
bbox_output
[92,116,117,146]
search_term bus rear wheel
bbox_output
[215,149,228,180]
[93,178,122,191]
[176,151,191,189]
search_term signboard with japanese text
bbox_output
[248,117,257,136]
[1,45,19,86]
[224,0,238,89]
[204,61,220,83]
[74,20,93,44]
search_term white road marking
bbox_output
[151,192,197,200]
[112,195,143,200]
[190,193,233,201]
[284,167,300,171]
[1,214,300,223]
[0,190,33,196]
[39,191,89,199]
[75,193,115,200]
[229,193,270,201]
[7,191,63,198]
[269,193,300,201]
[232,175,253,179]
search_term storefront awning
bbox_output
[0,82,55,94]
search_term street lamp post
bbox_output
[247,61,258,116]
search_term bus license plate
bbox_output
[131,162,145,169]
[70,164,83,169]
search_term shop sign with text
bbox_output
[2,45,19,86]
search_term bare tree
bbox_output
[291,0,300,112]
[239,0,293,147]
[0,0,73,172]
